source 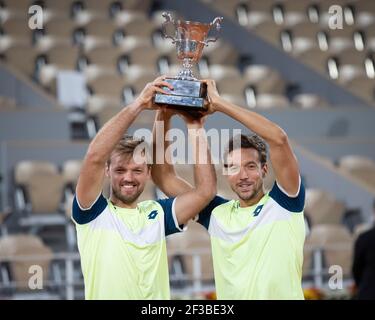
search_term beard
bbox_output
[111,184,144,205]
[232,181,263,202]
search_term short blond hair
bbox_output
[107,135,151,166]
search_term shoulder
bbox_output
[72,193,108,225]
[196,195,230,230]
[357,227,375,245]
[211,198,236,215]
[138,199,169,219]
[268,177,305,213]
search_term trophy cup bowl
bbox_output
[154,12,223,111]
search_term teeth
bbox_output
[122,185,136,188]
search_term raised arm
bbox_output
[172,116,217,225]
[151,109,193,197]
[76,77,172,208]
[205,79,300,195]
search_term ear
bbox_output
[146,165,152,178]
[105,163,110,177]
[261,162,268,178]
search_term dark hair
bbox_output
[107,135,151,166]
[224,133,268,166]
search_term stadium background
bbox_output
[0,0,374,300]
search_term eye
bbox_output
[247,163,257,170]
[228,166,240,175]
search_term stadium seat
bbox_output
[80,18,118,49]
[1,17,32,40]
[216,77,249,99]
[211,0,242,19]
[84,46,123,71]
[292,93,330,109]
[167,220,214,283]
[361,23,375,51]
[2,45,38,77]
[116,16,157,38]
[117,38,160,71]
[87,73,127,106]
[304,188,345,226]
[44,0,78,15]
[62,160,82,192]
[123,65,158,92]
[297,47,331,74]
[220,94,247,109]
[287,22,321,55]
[254,93,290,109]
[80,0,122,18]
[1,0,31,10]
[207,64,241,80]
[253,21,283,47]
[114,0,153,12]
[37,45,79,91]
[243,64,287,94]
[235,0,275,28]
[352,1,375,28]
[334,48,367,84]
[14,160,67,229]
[338,155,375,188]
[304,224,353,276]
[272,0,309,27]
[324,26,356,53]
[43,18,77,39]
[0,234,53,292]
[200,41,239,66]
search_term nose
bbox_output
[239,167,249,180]
[122,170,134,182]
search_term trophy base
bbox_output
[154,78,207,111]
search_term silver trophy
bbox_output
[154,12,223,110]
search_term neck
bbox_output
[238,189,265,208]
[110,195,137,209]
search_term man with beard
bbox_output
[72,76,216,299]
[152,79,306,299]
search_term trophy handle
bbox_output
[205,16,223,45]
[161,12,177,43]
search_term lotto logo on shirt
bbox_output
[253,205,264,217]
[148,210,159,219]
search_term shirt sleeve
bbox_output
[269,178,305,213]
[72,193,107,225]
[157,197,186,236]
[196,195,229,230]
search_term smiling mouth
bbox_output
[237,184,254,193]
[237,183,252,188]
[121,184,137,191]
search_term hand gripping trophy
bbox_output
[154,12,223,111]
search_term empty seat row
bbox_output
[212,0,375,29]
[338,155,375,189]
[0,0,153,19]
